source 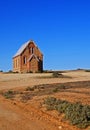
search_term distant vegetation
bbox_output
[52,71,71,78]
[0,70,3,72]
[44,97,90,129]
[43,70,67,73]
[52,71,62,78]
[85,69,90,72]
[1,90,18,99]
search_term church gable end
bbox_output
[13,40,43,73]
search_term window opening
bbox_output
[23,56,27,64]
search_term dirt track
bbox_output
[0,71,90,130]
[0,96,59,130]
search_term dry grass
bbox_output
[0,70,90,90]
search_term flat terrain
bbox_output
[0,71,90,90]
[0,70,90,130]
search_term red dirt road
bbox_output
[0,96,59,130]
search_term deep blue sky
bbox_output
[0,0,90,71]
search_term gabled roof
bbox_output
[13,40,30,57]
[13,40,38,58]
[27,54,39,62]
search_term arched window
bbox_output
[16,59,17,68]
[30,47,34,54]
[23,56,27,64]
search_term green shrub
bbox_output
[44,97,90,129]
[44,97,57,110]
[3,90,16,99]
[52,87,59,93]
[52,72,62,78]
[85,69,90,72]
[55,100,69,113]
[52,85,66,93]
[65,102,90,128]
[26,87,34,91]
[58,84,66,89]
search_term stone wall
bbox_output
[13,41,43,73]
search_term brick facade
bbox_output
[13,40,43,73]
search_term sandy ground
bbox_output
[0,70,90,130]
[0,70,90,90]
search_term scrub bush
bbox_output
[44,97,90,129]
